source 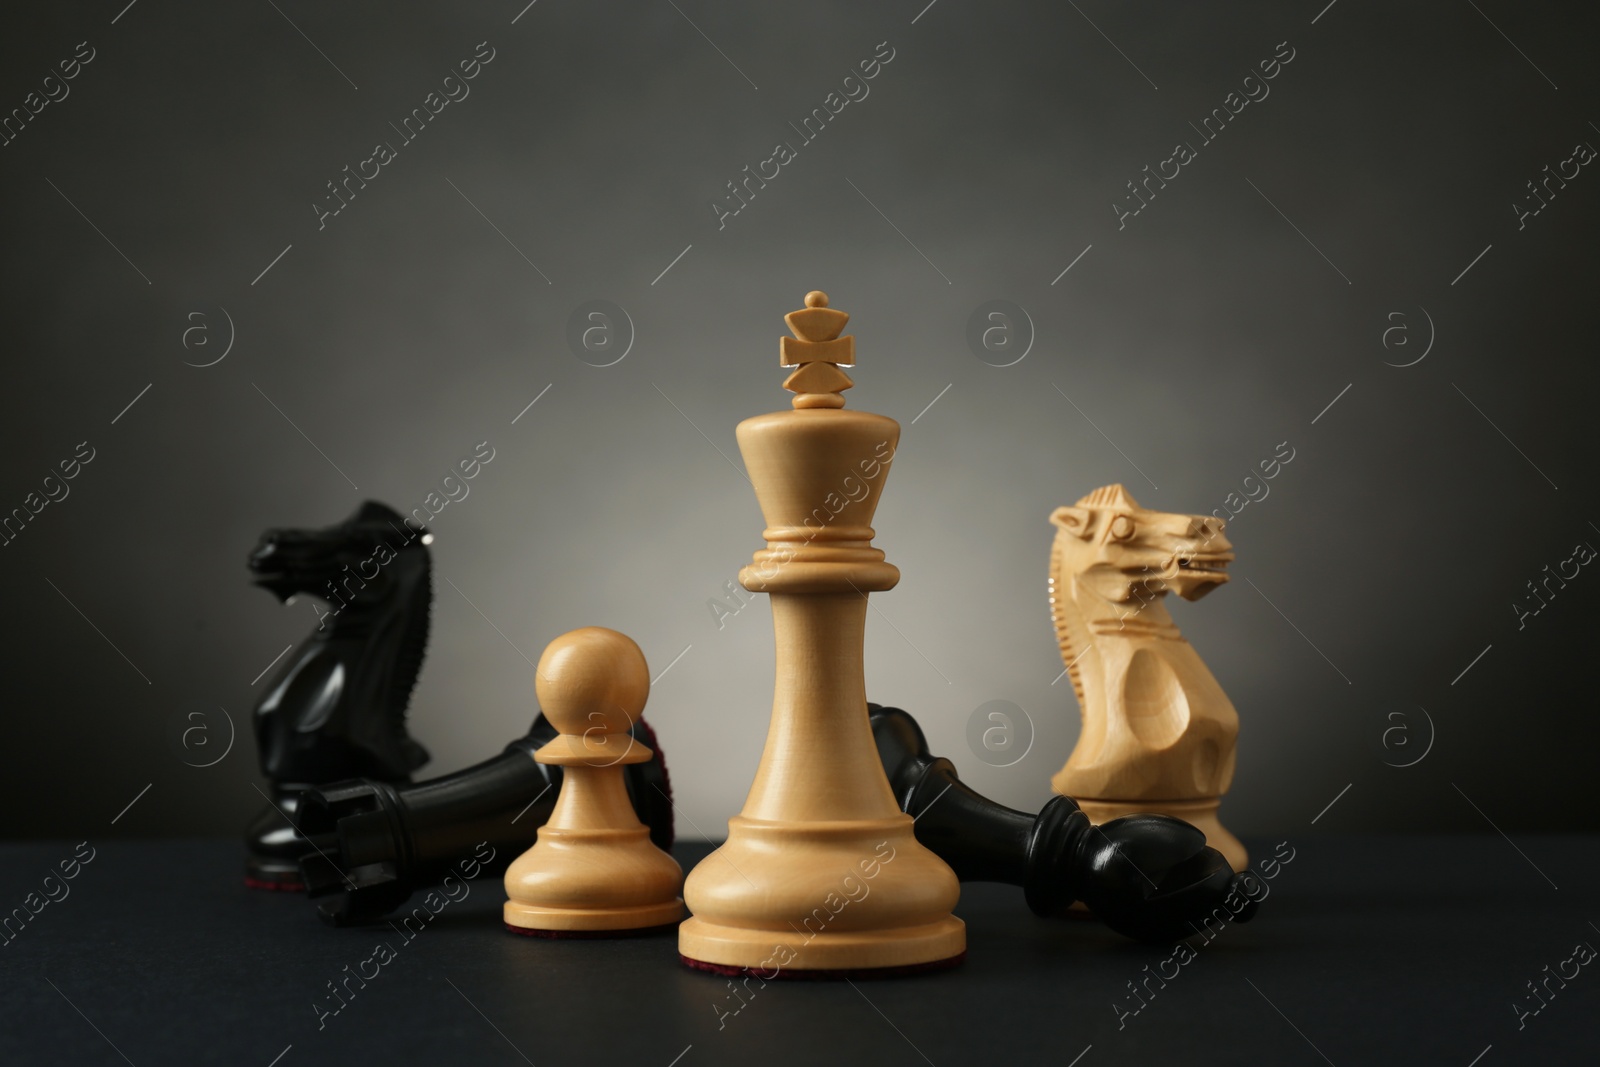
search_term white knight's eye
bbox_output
[1109,515,1135,540]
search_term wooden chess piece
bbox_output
[503,627,684,935]
[679,291,965,977]
[245,501,433,889]
[298,712,674,926]
[870,704,1260,943]
[1047,485,1247,870]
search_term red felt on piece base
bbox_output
[243,876,305,892]
[678,952,966,981]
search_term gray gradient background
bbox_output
[2,0,1595,843]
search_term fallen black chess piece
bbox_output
[870,704,1261,943]
[246,501,435,889]
[296,714,674,925]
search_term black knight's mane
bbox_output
[251,501,432,782]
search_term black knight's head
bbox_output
[250,501,429,610]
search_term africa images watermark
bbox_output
[1513,134,1594,230]
[1,841,97,948]
[709,40,897,230]
[1,441,97,549]
[711,839,898,1028]
[314,41,498,231]
[1114,40,1297,230]
[1,39,97,149]
[1105,439,1295,632]
[1114,841,1293,1030]
[1512,929,1595,1032]
[312,441,497,630]
[312,843,495,1029]
[1204,439,1296,533]
[706,439,895,630]
[1512,527,1594,631]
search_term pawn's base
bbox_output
[503,898,684,934]
[1075,797,1248,872]
[680,951,965,981]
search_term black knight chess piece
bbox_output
[297,714,675,925]
[870,704,1261,943]
[245,501,433,888]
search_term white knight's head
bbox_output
[1050,484,1233,603]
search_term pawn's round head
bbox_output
[535,627,649,737]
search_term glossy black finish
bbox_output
[870,704,1261,943]
[245,501,435,887]
[296,714,675,926]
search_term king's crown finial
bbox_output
[781,290,855,409]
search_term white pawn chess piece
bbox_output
[503,627,684,935]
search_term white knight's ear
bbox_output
[1050,506,1093,539]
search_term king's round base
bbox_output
[679,916,966,975]
[679,817,966,975]
[680,946,966,981]
[1075,797,1248,872]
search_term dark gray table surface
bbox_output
[1,836,1595,1066]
